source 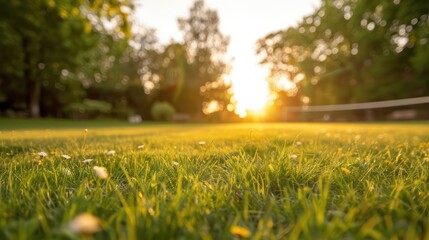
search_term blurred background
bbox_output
[0,0,428,122]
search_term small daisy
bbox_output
[61,167,72,176]
[61,154,71,159]
[82,159,93,163]
[148,208,155,216]
[106,150,116,156]
[37,152,47,157]
[291,154,298,159]
[173,161,179,166]
[137,145,145,149]
[93,166,108,179]
[67,213,101,235]
[198,141,206,145]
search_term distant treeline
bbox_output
[258,0,429,121]
[1,0,428,122]
[0,0,235,121]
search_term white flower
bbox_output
[67,213,101,235]
[148,208,155,216]
[173,161,179,166]
[291,154,298,159]
[198,141,206,145]
[37,152,47,157]
[61,154,71,159]
[137,145,144,149]
[82,159,93,163]
[61,167,72,176]
[93,166,108,179]
[296,141,302,146]
[106,150,116,156]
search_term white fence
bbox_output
[282,96,429,121]
[284,96,429,112]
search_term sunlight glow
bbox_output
[275,76,296,92]
[230,66,271,118]
[135,0,321,119]
[203,100,222,115]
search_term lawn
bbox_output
[1,120,429,239]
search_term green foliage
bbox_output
[140,1,232,118]
[0,0,133,118]
[111,105,135,119]
[0,0,234,120]
[150,101,176,121]
[176,0,231,116]
[63,99,112,118]
[257,0,429,113]
[1,121,429,238]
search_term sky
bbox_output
[135,0,321,116]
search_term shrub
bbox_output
[111,105,135,119]
[63,99,112,119]
[151,101,176,121]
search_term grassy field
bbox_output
[1,120,429,239]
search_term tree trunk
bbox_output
[22,36,41,118]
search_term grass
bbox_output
[1,120,429,239]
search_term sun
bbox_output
[230,67,271,118]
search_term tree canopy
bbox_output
[0,0,233,121]
[3,0,425,121]
[257,0,429,115]
[0,0,132,118]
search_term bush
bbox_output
[151,102,176,121]
[111,105,135,119]
[63,99,112,119]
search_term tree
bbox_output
[257,0,429,120]
[124,29,160,119]
[0,0,132,118]
[176,0,231,117]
